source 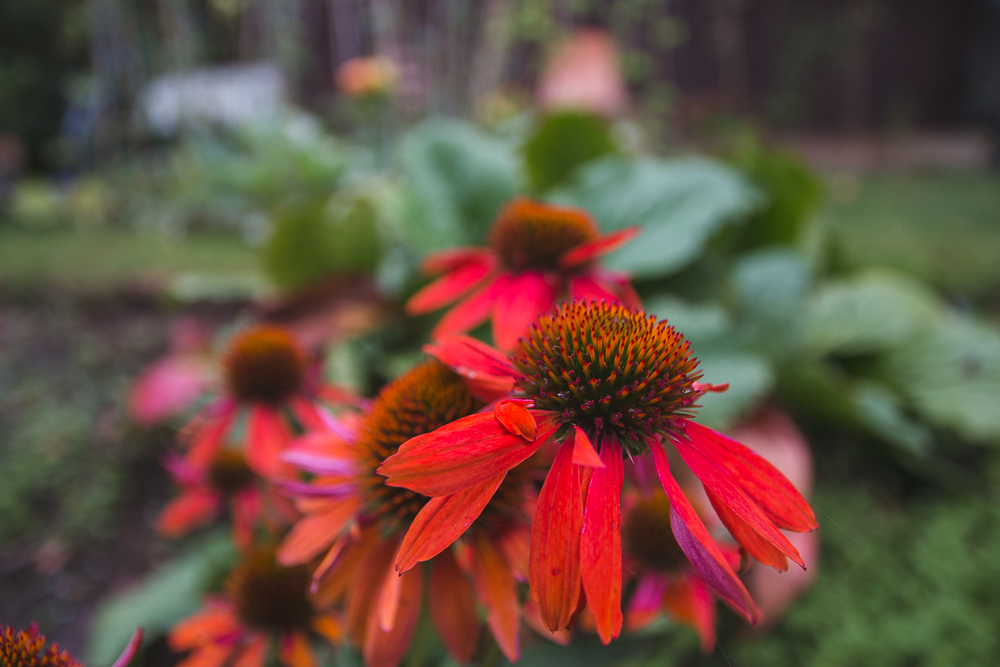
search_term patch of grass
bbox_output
[820,172,1000,299]
[0,229,259,292]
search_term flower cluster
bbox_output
[138,198,816,667]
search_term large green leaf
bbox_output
[552,157,760,278]
[804,271,940,356]
[731,249,812,357]
[879,314,1000,442]
[522,111,617,193]
[398,120,522,250]
[852,381,933,457]
[86,533,237,666]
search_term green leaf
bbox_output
[399,120,521,250]
[522,111,617,193]
[804,271,940,356]
[553,157,760,278]
[695,352,774,430]
[879,314,1000,442]
[731,249,812,356]
[262,194,382,290]
[852,381,933,456]
[86,532,237,666]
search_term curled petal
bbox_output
[495,400,537,440]
[580,437,624,644]
[429,550,481,665]
[560,227,641,268]
[407,257,496,313]
[529,440,583,631]
[395,473,506,573]
[681,420,817,532]
[571,426,604,468]
[379,412,556,497]
[650,444,758,624]
[472,534,521,663]
[110,627,144,667]
[491,272,556,351]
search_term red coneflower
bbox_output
[406,198,639,350]
[157,447,295,550]
[378,301,818,644]
[1,624,142,667]
[277,359,535,666]
[621,488,735,653]
[177,325,354,480]
[168,548,339,667]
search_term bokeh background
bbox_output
[2,1,1000,666]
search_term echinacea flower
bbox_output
[168,548,339,667]
[379,300,818,644]
[621,489,735,653]
[1,624,142,667]
[178,325,349,479]
[157,447,295,550]
[406,198,640,350]
[278,359,535,666]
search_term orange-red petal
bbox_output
[277,497,360,566]
[421,247,494,274]
[363,568,423,667]
[528,440,583,631]
[185,401,237,468]
[681,420,817,532]
[278,631,314,667]
[428,550,481,665]
[157,488,220,538]
[672,435,804,569]
[245,405,291,478]
[471,534,521,663]
[650,444,758,624]
[663,573,717,654]
[494,400,537,440]
[560,227,640,268]
[231,637,267,667]
[378,412,556,497]
[570,426,604,468]
[491,271,555,351]
[580,437,624,644]
[431,275,510,341]
[407,257,495,314]
[707,488,789,572]
[395,473,506,573]
[168,603,240,650]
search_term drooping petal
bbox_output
[431,275,510,341]
[130,357,212,426]
[681,420,817,532]
[185,401,238,468]
[494,400,537,440]
[376,561,403,632]
[278,631,315,667]
[231,492,257,552]
[245,405,292,478]
[522,599,572,646]
[491,272,556,351]
[395,473,506,573]
[471,534,521,663]
[560,227,641,268]
[379,412,556,497]
[281,450,357,476]
[663,573,717,654]
[624,573,668,632]
[671,435,804,569]
[571,426,604,468]
[580,436,624,644]
[706,488,789,572]
[650,444,758,624]
[157,489,220,538]
[110,627,144,667]
[425,334,517,379]
[529,440,584,631]
[231,636,267,667]
[363,568,423,667]
[407,258,496,313]
[498,526,531,582]
[277,497,361,566]
[428,550,481,665]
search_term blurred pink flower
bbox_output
[730,408,819,626]
[537,28,628,117]
[129,317,215,426]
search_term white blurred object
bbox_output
[729,408,819,626]
[140,63,287,135]
[536,28,628,117]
